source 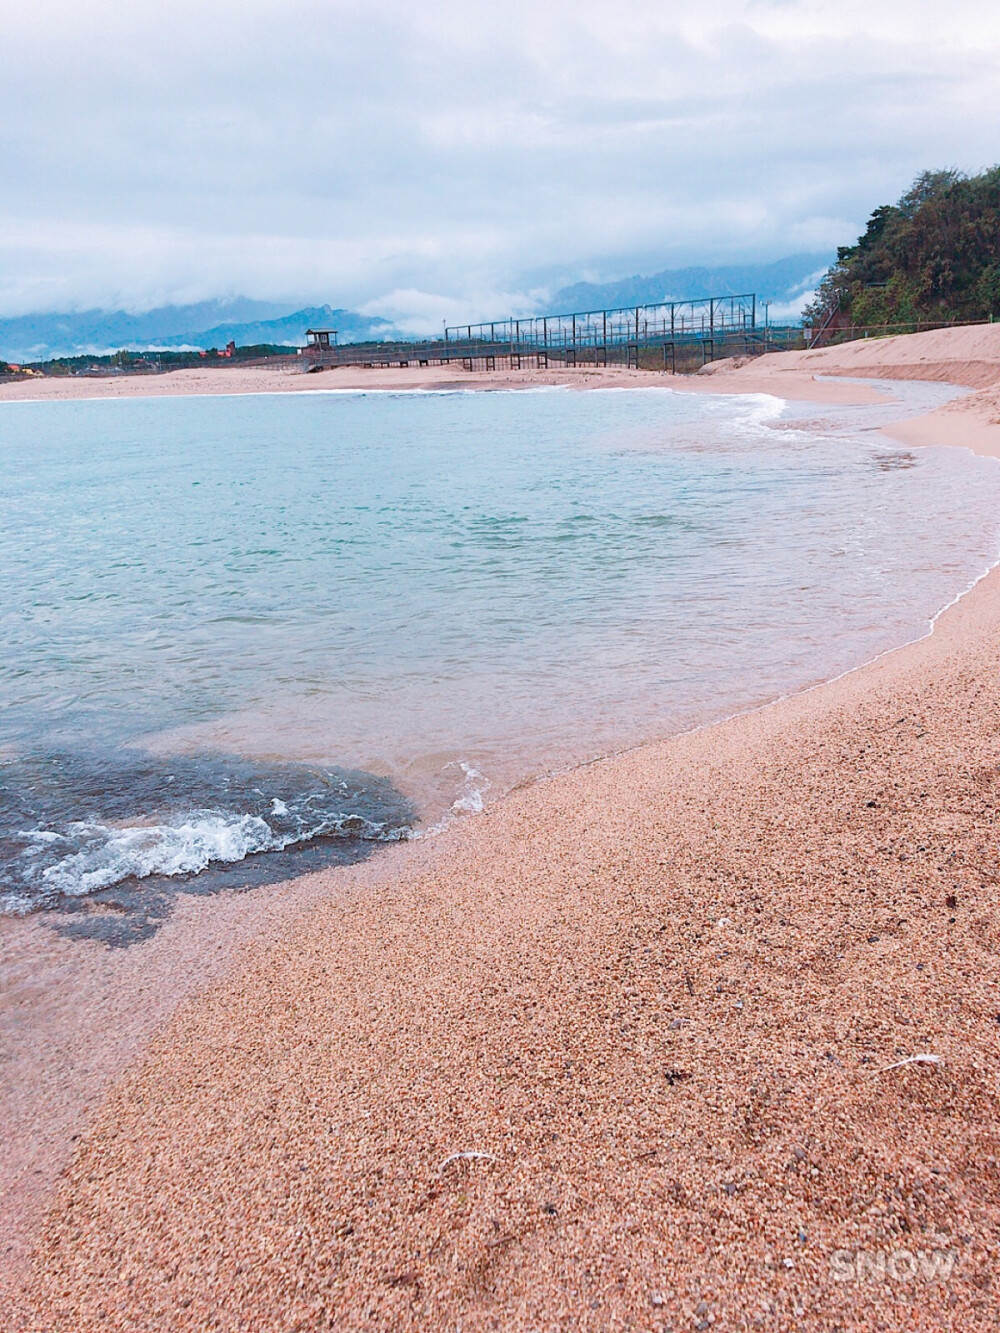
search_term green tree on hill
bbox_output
[805,167,1000,329]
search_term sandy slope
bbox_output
[9,326,1000,1330]
[696,321,1000,390]
[684,325,1000,463]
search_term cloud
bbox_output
[2,1,999,320]
[356,287,549,338]
[759,263,830,322]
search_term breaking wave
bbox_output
[0,749,413,916]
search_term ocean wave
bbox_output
[37,808,404,901]
[0,750,414,914]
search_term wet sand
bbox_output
[0,357,885,405]
[7,326,1000,1330]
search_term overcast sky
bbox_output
[3,0,1000,326]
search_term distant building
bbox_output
[305,328,338,349]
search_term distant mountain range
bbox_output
[549,253,833,315]
[1,255,833,362]
[0,302,391,363]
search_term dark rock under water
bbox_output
[0,749,414,946]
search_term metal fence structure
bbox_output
[445,293,757,368]
[808,315,995,349]
[302,293,765,372]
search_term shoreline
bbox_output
[0,358,890,407]
[4,321,1000,412]
[9,326,1000,1330]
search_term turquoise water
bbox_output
[2,385,999,917]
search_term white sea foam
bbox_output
[451,761,490,815]
[39,813,281,898]
[29,807,408,902]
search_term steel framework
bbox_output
[301,293,762,371]
[446,293,756,357]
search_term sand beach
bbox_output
[6,322,1000,407]
[5,325,1000,1330]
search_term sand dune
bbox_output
[703,321,1000,389]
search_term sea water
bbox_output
[2,384,999,925]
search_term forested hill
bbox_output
[805,168,1000,328]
